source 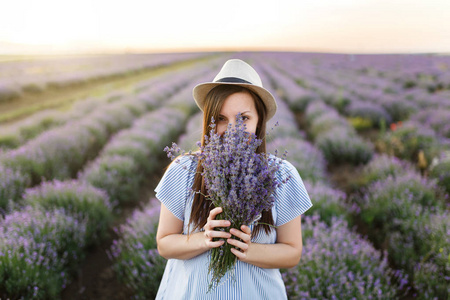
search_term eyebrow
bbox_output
[219,111,251,116]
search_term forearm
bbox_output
[244,242,302,269]
[157,231,208,260]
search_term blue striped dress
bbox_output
[155,154,313,300]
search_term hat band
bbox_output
[215,77,252,84]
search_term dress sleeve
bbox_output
[155,155,193,221]
[274,159,313,226]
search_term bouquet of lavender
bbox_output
[165,113,287,291]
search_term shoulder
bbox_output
[267,154,297,177]
[158,154,197,189]
[166,154,197,172]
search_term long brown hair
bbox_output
[189,85,274,237]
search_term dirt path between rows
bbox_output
[61,167,166,300]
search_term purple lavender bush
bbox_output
[309,111,352,140]
[101,137,155,173]
[269,69,319,112]
[78,154,141,207]
[165,114,286,291]
[0,131,21,149]
[108,200,166,300]
[356,172,446,246]
[79,106,189,207]
[177,112,203,151]
[266,99,304,139]
[375,120,442,165]
[360,153,417,186]
[429,150,450,194]
[22,179,112,245]
[304,100,333,125]
[378,94,418,122]
[0,206,87,299]
[316,128,374,165]
[0,99,137,185]
[411,108,450,139]
[18,111,64,141]
[0,164,30,211]
[302,180,350,226]
[282,215,408,299]
[388,206,449,299]
[344,100,392,129]
[267,137,327,183]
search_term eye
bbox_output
[241,115,249,121]
[218,116,227,122]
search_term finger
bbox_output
[208,207,223,221]
[241,225,252,235]
[230,228,251,243]
[230,247,247,260]
[209,219,231,229]
[207,230,231,239]
[227,238,249,251]
[207,239,225,248]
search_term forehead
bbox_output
[220,91,256,115]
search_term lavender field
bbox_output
[0,52,449,300]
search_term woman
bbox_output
[155,59,313,299]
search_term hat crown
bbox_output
[213,59,263,87]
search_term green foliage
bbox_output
[303,181,351,226]
[316,130,374,165]
[110,203,166,300]
[358,173,445,245]
[20,117,60,140]
[0,133,20,149]
[388,209,449,299]
[360,154,416,186]
[23,180,113,245]
[429,158,450,195]
[347,116,373,131]
[79,155,142,207]
[0,206,87,299]
[0,165,31,210]
[376,121,441,165]
[283,216,407,300]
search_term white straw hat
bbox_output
[193,59,277,120]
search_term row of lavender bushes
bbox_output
[258,59,374,166]
[268,51,450,191]
[0,81,132,149]
[256,63,408,299]
[355,154,449,299]
[0,55,222,150]
[0,76,208,299]
[105,86,215,299]
[265,52,450,194]
[0,52,211,103]
[0,63,215,212]
[261,54,448,299]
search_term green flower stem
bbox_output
[207,212,241,292]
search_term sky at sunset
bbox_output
[1,0,449,54]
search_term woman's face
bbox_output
[217,91,259,135]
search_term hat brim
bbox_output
[192,82,277,121]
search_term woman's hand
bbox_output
[203,207,231,249]
[228,225,252,261]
